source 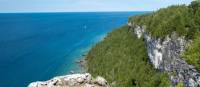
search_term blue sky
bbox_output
[0,0,192,13]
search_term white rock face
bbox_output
[28,73,110,87]
[128,22,200,87]
[134,25,144,38]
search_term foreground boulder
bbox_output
[28,73,110,87]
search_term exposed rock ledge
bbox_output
[28,73,110,87]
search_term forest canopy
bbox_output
[129,0,200,39]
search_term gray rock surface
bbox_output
[128,22,200,87]
[28,73,110,87]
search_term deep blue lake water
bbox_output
[0,12,145,87]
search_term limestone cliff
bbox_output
[128,23,200,87]
[28,73,110,87]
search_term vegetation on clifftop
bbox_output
[129,0,200,72]
[129,0,200,39]
[86,26,170,87]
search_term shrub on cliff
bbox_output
[182,33,200,71]
[86,26,170,87]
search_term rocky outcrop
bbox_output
[128,23,200,87]
[28,73,110,87]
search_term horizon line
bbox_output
[0,10,152,14]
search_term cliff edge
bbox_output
[128,22,200,87]
[28,73,110,87]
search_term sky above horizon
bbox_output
[0,0,193,13]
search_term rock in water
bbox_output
[28,73,110,87]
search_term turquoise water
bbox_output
[0,12,145,87]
